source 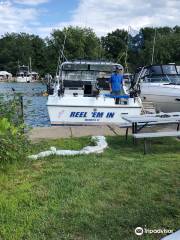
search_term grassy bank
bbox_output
[0,136,180,240]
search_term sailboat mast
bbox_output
[151,28,157,65]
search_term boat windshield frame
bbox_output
[142,64,180,76]
[60,61,123,82]
[140,64,180,84]
[61,62,123,72]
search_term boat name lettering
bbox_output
[92,112,104,118]
[69,112,115,118]
[106,112,115,118]
[70,112,87,118]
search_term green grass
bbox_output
[0,136,180,240]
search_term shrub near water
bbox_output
[0,118,28,162]
[0,97,28,163]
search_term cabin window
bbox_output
[176,66,180,74]
[62,71,98,82]
[149,76,170,83]
[62,64,88,71]
[150,66,162,75]
[162,65,177,75]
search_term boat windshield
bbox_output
[142,64,179,76]
[62,71,99,81]
[144,76,170,83]
[141,64,180,83]
[149,65,162,75]
[144,75,180,84]
[62,63,120,72]
[19,66,29,72]
[61,63,119,81]
[162,65,177,74]
[168,75,180,85]
[176,66,180,74]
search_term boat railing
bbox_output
[143,75,180,84]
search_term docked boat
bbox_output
[0,71,12,82]
[47,60,142,125]
[136,64,180,112]
[16,60,39,83]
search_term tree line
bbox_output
[0,26,180,76]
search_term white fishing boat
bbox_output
[47,60,142,125]
[137,64,180,112]
[16,65,31,83]
[16,65,39,83]
[16,58,39,83]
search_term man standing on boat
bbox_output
[109,65,124,104]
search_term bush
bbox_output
[0,95,23,125]
[0,97,29,163]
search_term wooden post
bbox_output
[144,138,147,154]
[125,127,129,140]
[19,96,24,132]
[177,122,180,131]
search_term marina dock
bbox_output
[28,125,126,141]
[28,123,178,142]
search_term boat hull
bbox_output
[16,76,32,83]
[47,95,142,125]
[141,83,180,112]
[16,76,37,83]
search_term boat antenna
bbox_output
[151,28,157,65]
[56,28,68,77]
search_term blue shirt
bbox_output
[109,73,123,91]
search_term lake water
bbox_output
[0,82,50,127]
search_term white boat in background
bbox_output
[47,60,142,125]
[16,57,39,83]
[16,65,30,83]
[0,71,12,82]
[137,64,180,112]
[16,65,39,83]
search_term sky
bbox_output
[0,0,179,38]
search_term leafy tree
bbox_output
[0,26,180,75]
[0,33,46,75]
[45,26,102,75]
[101,29,128,63]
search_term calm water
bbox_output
[0,82,50,127]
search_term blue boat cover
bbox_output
[103,94,130,99]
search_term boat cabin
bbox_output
[17,65,38,80]
[138,64,180,84]
[60,61,123,95]
[17,65,30,77]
